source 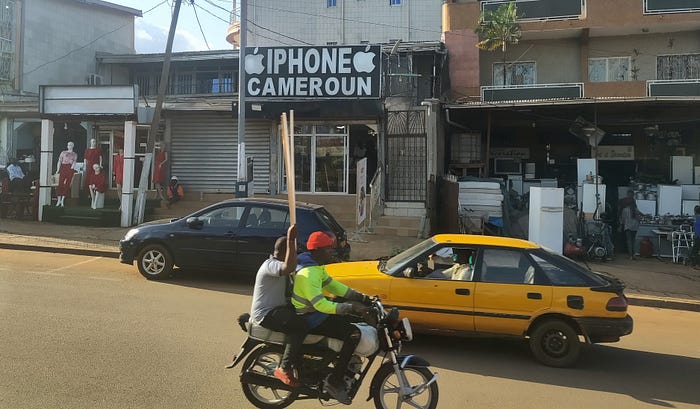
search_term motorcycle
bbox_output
[227,298,439,409]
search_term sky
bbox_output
[111,0,235,53]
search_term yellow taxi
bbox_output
[326,234,633,367]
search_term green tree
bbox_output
[474,2,522,86]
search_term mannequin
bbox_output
[152,143,168,202]
[89,163,106,209]
[84,138,102,193]
[55,142,78,207]
[113,147,124,208]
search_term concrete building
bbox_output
[0,0,140,169]
[442,0,700,228]
[226,0,443,47]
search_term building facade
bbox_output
[0,0,140,171]
[227,0,443,47]
[442,0,700,220]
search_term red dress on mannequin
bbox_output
[84,147,102,191]
[57,150,78,196]
[113,153,124,185]
[153,150,167,184]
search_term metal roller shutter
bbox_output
[169,113,272,193]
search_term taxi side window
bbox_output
[479,248,534,284]
[530,254,589,286]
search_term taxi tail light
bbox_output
[606,295,628,312]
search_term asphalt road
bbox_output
[1,250,698,409]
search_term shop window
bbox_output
[588,57,630,82]
[492,62,536,86]
[282,124,348,194]
[657,54,700,80]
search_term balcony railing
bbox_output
[481,0,584,22]
[647,79,700,97]
[644,0,700,14]
[481,83,584,102]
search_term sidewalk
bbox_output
[1,219,698,312]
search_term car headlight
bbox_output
[123,228,140,241]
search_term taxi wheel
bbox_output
[529,319,581,368]
[136,244,173,280]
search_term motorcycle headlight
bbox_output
[123,228,140,241]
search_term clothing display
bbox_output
[153,150,167,184]
[113,153,124,185]
[56,150,78,197]
[84,147,102,191]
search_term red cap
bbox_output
[307,231,335,250]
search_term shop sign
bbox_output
[490,147,530,159]
[597,145,635,161]
[244,45,381,99]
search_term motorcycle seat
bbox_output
[247,323,379,357]
[249,323,344,352]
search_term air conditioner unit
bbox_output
[86,73,103,85]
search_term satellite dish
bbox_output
[569,116,605,146]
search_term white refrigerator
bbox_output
[529,187,564,254]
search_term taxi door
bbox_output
[387,247,476,333]
[472,248,552,336]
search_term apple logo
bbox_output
[245,47,265,75]
[352,45,376,73]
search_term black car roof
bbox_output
[216,197,324,210]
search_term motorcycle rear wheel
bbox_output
[373,365,438,409]
[241,345,298,409]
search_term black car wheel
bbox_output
[529,319,581,367]
[136,244,173,280]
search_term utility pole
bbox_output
[236,0,248,196]
[149,0,182,147]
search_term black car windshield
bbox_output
[383,238,438,276]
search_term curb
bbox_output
[0,242,119,259]
[627,295,700,313]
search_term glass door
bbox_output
[282,124,348,193]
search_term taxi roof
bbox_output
[432,234,540,249]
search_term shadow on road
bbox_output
[406,335,698,407]
[149,267,256,295]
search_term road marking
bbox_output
[46,257,103,273]
[88,277,122,282]
[26,271,65,277]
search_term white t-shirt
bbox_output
[250,256,289,325]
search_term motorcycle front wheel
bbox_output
[241,345,298,409]
[373,365,438,409]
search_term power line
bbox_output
[190,1,211,50]
[17,0,169,82]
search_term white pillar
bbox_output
[38,119,54,221]
[121,121,136,227]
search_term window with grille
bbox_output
[657,54,700,80]
[0,0,15,82]
[588,57,631,82]
[493,62,536,86]
[328,0,337,6]
[390,0,401,5]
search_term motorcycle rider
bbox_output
[292,231,372,405]
[249,224,308,387]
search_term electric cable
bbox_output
[190,1,211,50]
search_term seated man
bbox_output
[6,159,27,193]
[443,248,474,281]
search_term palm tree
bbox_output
[474,2,522,86]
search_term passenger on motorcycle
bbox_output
[292,231,373,405]
[249,224,309,387]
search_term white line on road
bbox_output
[46,257,103,273]
[88,277,122,282]
[26,271,65,277]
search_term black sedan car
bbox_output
[119,198,350,279]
